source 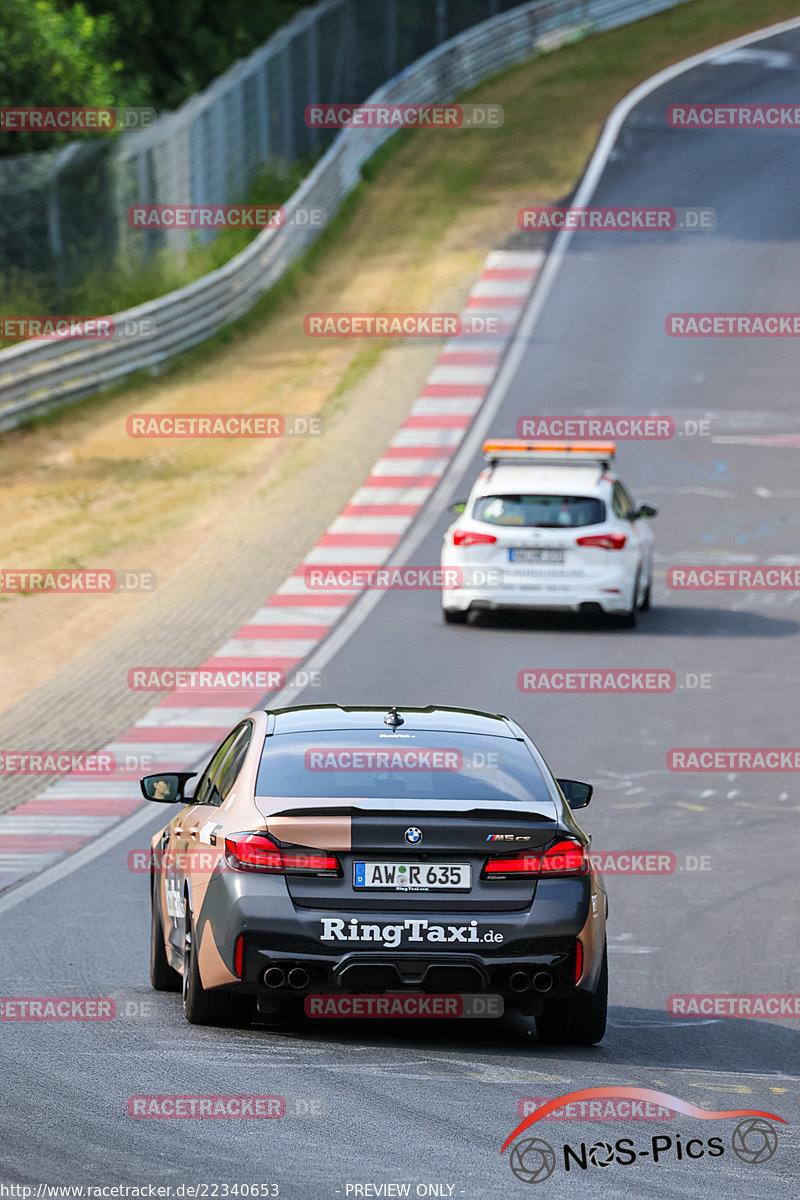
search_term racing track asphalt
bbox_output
[2,19,799,1200]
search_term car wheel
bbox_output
[442,608,468,624]
[534,945,608,1046]
[641,577,652,611]
[182,905,252,1027]
[616,572,640,628]
[150,896,181,992]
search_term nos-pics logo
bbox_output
[501,1088,783,1183]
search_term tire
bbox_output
[616,572,640,628]
[442,607,468,624]
[641,577,652,612]
[182,905,252,1027]
[150,896,181,992]
[534,945,608,1046]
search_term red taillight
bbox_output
[540,839,590,876]
[483,854,541,876]
[483,838,589,879]
[575,939,583,983]
[224,833,341,875]
[234,934,244,978]
[575,532,627,550]
[453,529,498,547]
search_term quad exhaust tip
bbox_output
[263,967,285,989]
[263,965,311,990]
[509,969,554,994]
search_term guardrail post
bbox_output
[435,0,448,44]
[281,38,296,161]
[307,20,321,156]
[385,0,398,78]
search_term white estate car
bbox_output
[441,440,657,626]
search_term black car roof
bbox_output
[262,704,522,738]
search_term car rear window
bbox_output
[256,730,554,804]
[473,494,605,528]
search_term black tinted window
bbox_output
[215,722,254,802]
[256,731,553,805]
[473,494,604,528]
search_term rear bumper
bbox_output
[440,551,637,615]
[442,580,632,615]
[193,869,607,1001]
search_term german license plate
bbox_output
[353,861,471,890]
[509,548,564,563]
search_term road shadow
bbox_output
[247,1001,798,1082]
[465,605,800,638]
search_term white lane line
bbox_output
[303,545,392,566]
[390,427,466,448]
[244,606,346,625]
[426,366,497,385]
[470,278,534,298]
[411,398,483,417]
[369,456,450,476]
[712,47,794,68]
[31,780,140,798]
[0,816,117,834]
[134,706,252,727]
[216,637,321,657]
[328,516,413,535]
[348,485,430,505]
[485,250,545,270]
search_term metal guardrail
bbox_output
[0,0,687,432]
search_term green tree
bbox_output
[76,1,317,112]
[0,0,123,154]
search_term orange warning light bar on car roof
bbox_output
[482,439,616,464]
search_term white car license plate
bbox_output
[509,548,565,563]
[353,861,471,890]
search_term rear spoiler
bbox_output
[482,439,616,467]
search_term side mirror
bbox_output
[636,503,658,519]
[140,772,197,803]
[448,499,467,515]
[557,778,593,809]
